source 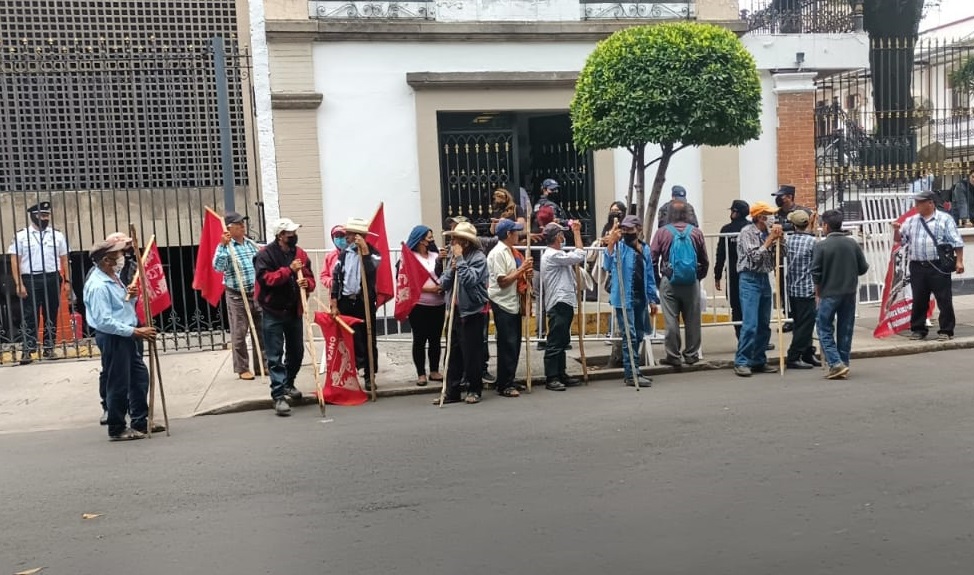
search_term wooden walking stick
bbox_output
[575,265,589,384]
[128,224,170,436]
[297,269,325,416]
[359,249,378,402]
[774,239,786,378]
[152,344,170,435]
[206,206,266,380]
[523,207,534,393]
[438,273,460,408]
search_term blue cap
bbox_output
[495,219,524,239]
[671,185,687,199]
[542,178,559,190]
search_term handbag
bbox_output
[918,216,957,274]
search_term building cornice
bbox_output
[271,92,324,109]
[265,19,746,42]
[407,71,579,89]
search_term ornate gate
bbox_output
[439,130,516,235]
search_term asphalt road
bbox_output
[3,350,974,575]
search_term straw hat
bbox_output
[344,217,371,235]
[444,221,479,243]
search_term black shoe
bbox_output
[536,341,547,350]
[782,323,793,333]
[752,364,778,374]
[42,349,57,360]
[99,410,108,425]
[274,397,291,416]
[19,353,34,365]
[786,360,814,370]
[483,371,496,384]
[766,343,775,351]
[559,375,582,387]
[802,355,822,367]
[363,379,372,392]
[659,357,683,368]
[683,355,700,366]
[545,378,566,391]
[285,386,303,401]
[109,428,146,442]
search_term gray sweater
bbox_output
[439,248,489,318]
[810,232,869,297]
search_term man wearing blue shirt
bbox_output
[212,211,263,381]
[84,240,158,441]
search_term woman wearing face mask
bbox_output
[403,225,445,386]
[319,225,347,299]
[489,189,527,236]
[601,201,628,242]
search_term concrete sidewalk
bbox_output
[4,295,974,435]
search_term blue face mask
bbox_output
[334,237,348,250]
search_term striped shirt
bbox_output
[785,232,816,298]
[212,238,259,293]
[899,210,963,262]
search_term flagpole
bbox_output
[438,273,459,408]
[206,206,266,381]
[774,240,785,378]
[359,255,378,403]
[523,205,534,394]
[297,269,325,416]
[128,224,170,436]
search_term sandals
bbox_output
[498,387,520,398]
[465,393,481,404]
[416,375,428,387]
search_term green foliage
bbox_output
[950,57,974,94]
[570,22,762,153]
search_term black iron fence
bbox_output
[743,0,862,34]
[815,36,974,218]
[0,39,255,364]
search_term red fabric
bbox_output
[394,243,429,322]
[314,312,368,406]
[874,207,935,338]
[193,210,226,307]
[369,204,395,307]
[136,240,173,323]
[319,250,341,291]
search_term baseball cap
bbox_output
[729,200,750,215]
[749,201,776,218]
[671,185,687,199]
[224,211,246,226]
[542,222,567,242]
[541,178,560,190]
[620,215,642,229]
[89,239,125,263]
[773,184,796,197]
[787,210,810,227]
[269,218,301,237]
[495,219,524,239]
[913,190,937,202]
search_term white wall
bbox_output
[738,71,778,208]
[743,33,870,71]
[313,41,599,245]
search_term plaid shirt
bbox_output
[899,210,963,262]
[736,224,786,274]
[785,232,816,298]
[212,238,259,293]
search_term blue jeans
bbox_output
[95,331,149,437]
[735,271,772,368]
[817,293,856,368]
[614,298,648,379]
[261,311,304,400]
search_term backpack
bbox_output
[665,224,698,285]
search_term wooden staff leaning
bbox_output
[128,224,170,436]
[437,273,459,408]
[297,269,325,416]
[205,206,266,381]
[523,206,534,394]
[774,239,785,378]
[575,265,589,385]
[359,244,378,403]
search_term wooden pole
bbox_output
[128,224,169,435]
[575,266,589,384]
[359,253,378,403]
[206,206,266,380]
[297,269,325,416]
[523,206,534,394]
[152,341,170,436]
[438,273,459,408]
[774,241,785,378]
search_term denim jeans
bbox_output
[614,297,648,379]
[490,302,521,391]
[95,331,148,437]
[735,271,772,368]
[261,311,304,400]
[816,293,856,368]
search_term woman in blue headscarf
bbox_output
[404,225,445,386]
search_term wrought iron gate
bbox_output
[439,131,516,234]
[0,39,254,363]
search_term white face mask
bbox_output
[113,254,125,274]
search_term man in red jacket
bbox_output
[254,217,315,416]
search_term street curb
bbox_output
[192,337,974,416]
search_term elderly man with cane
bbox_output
[213,211,264,381]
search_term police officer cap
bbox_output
[27,201,52,214]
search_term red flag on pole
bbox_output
[314,312,369,406]
[874,207,935,338]
[135,238,172,323]
[369,203,395,307]
[193,208,226,307]
[394,243,430,322]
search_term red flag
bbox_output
[135,239,172,323]
[874,208,935,338]
[193,209,226,307]
[314,312,368,406]
[394,243,431,322]
[369,203,395,307]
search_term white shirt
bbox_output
[487,242,520,315]
[7,226,68,274]
[541,246,586,312]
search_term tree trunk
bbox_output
[634,143,646,224]
[645,142,674,233]
[626,151,638,215]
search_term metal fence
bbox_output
[742,0,862,34]
[0,39,255,365]
[815,36,974,217]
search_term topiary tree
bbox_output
[571,22,762,229]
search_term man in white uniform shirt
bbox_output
[7,202,69,364]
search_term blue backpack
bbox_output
[665,224,698,285]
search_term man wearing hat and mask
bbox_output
[540,220,587,391]
[657,185,700,228]
[7,201,70,363]
[783,209,822,369]
[772,184,813,333]
[84,239,158,441]
[714,200,750,340]
[487,219,532,397]
[213,211,264,381]
[734,202,786,377]
[330,217,382,391]
[254,217,315,416]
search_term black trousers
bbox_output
[490,302,522,391]
[446,312,484,399]
[909,261,955,336]
[338,296,378,381]
[21,272,60,353]
[409,303,444,376]
[544,302,574,379]
[728,271,742,339]
[786,296,817,362]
